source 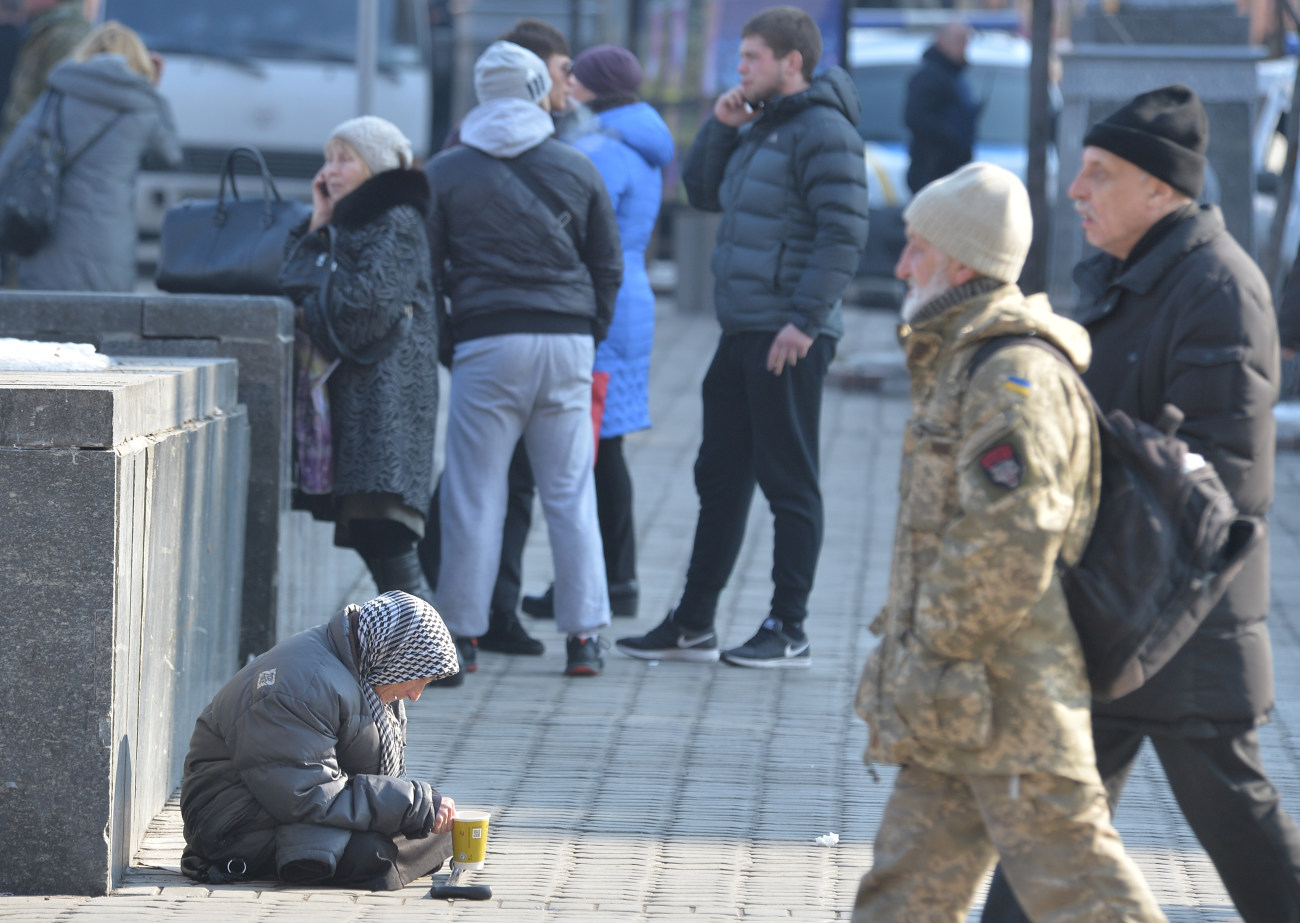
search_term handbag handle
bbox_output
[298,225,412,366]
[216,147,283,228]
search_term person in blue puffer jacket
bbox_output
[525,45,674,618]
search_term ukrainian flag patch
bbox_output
[1004,376,1031,397]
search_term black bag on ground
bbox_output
[969,335,1264,703]
[0,91,124,257]
[155,146,311,295]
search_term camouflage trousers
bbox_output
[853,764,1165,922]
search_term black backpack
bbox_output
[969,335,1264,703]
[0,91,124,256]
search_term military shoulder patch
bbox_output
[979,443,1022,489]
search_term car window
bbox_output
[101,0,422,65]
[854,65,911,143]
[967,65,1028,146]
[852,61,1028,147]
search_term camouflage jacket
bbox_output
[0,1,89,147]
[855,280,1102,783]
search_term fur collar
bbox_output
[332,169,430,231]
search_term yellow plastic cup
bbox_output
[451,810,491,870]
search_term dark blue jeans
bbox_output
[675,331,835,631]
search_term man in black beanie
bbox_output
[982,83,1300,923]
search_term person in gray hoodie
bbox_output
[424,40,622,678]
[0,20,180,291]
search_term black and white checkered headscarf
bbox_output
[352,591,458,777]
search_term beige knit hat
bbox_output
[902,162,1032,284]
[327,116,413,175]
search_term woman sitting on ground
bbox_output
[179,592,459,890]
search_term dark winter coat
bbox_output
[1276,240,1300,354]
[904,45,978,194]
[682,67,868,341]
[180,608,441,872]
[570,101,674,438]
[279,169,439,530]
[0,54,181,291]
[1073,204,1281,734]
[424,133,623,352]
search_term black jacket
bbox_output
[424,136,622,354]
[1073,204,1280,734]
[682,67,868,340]
[280,169,439,529]
[1277,239,1300,354]
[180,608,440,873]
[904,45,978,194]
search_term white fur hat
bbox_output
[474,40,552,105]
[903,162,1032,284]
[327,116,413,175]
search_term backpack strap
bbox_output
[479,148,583,253]
[61,102,128,174]
[967,334,1070,380]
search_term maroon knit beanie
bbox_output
[571,44,643,99]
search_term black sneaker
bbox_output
[429,635,478,687]
[521,586,554,619]
[615,610,720,662]
[721,619,811,669]
[564,635,605,676]
[478,608,544,656]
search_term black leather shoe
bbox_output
[478,608,544,655]
[608,579,639,617]
[521,585,554,619]
[523,580,640,618]
[429,636,476,687]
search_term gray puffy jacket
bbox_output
[682,67,868,340]
[180,608,440,870]
[0,54,181,291]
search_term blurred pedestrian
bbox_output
[426,41,622,677]
[0,0,27,119]
[853,162,1164,923]
[904,20,977,195]
[1274,237,1300,396]
[0,19,179,291]
[278,116,440,615]
[180,592,459,890]
[981,83,1300,923]
[0,0,90,148]
[520,44,675,623]
[617,6,867,668]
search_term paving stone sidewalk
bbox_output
[3,302,1299,922]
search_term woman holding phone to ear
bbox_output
[279,116,441,609]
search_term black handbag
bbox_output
[155,146,312,295]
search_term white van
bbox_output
[99,0,432,240]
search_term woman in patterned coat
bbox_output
[279,116,439,604]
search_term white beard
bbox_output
[899,271,953,323]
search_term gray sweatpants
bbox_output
[438,333,610,637]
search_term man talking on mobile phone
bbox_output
[617,6,867,669]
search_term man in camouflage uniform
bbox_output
[852,162,1164,922]
[0,0,90,148]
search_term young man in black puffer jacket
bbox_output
[618,5,868,669]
